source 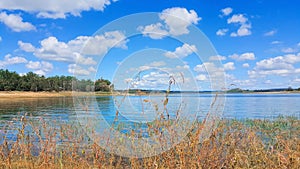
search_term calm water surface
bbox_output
[1,93,300,126]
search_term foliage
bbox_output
[94,78,111,92]
[227,88,244,93]
[0,69,111,92]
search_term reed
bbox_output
[0,114,299,168]
[1,78,299,168]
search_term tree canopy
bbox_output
[0,69,111,92]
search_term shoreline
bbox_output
[226,91,300,94]
[0,91,114,98]
[0,91,299,98]
[0,91,73,98]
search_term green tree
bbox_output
[0,69,112,92]
[95,78,111,92]
[25,72,40,92]
[0,69,21,91]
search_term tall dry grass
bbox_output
[0,114,299,168]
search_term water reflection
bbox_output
[0,97,74,121]
[0,93,300,124]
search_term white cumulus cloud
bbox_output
[227,14,252,37]
[139,7,201,39]
[209,55,226,61]
[129,71,170,89]
[220,7,233,16]
[227,14,248,24]
[216,29,228,36]
[19,31,127,65]
[0,12,36,32]
[160,7,201,36]
[138,23,168,39]
[248,53,300,78]
[0,0,116,19]
[148,61,166,67]
[18,41,36,52]
[264,30,277,36]
[271,41,282,45]
[281,47,296,53]
[293,78,300,83]
[164,43,197,58]
[68,64,96,76]
[193,62,226,88]
[242,63,250,68]
[224,62,235,70]
[229,52,255,61]
[25,61,53,75]
[0,54,28,68]
[230,23,251,37]
[195,74,207,81]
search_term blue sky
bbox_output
[0,0,300,90]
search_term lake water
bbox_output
[1,93,300,146]
[1,93,300,128]
[0,94,300,131]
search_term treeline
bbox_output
[227,87,300,93]
[0,69,112,92]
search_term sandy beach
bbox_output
[0,91,117,98]
[0,91,74,98]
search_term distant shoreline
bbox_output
[0,90,299,98]
[226,91,300,94]
[0,91,73,98]
[0,91,113,98]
